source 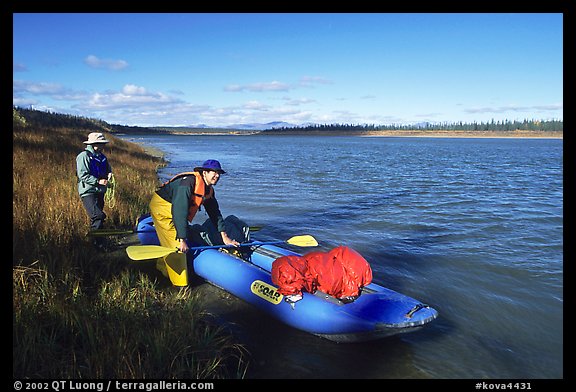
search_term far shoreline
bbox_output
[358,130,563,139]
[115,129,563,139]
[257,129,563,139]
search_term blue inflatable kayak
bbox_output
[135,215,438,342]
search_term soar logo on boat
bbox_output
[251,280,283,305]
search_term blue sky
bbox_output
[13,13,563,127]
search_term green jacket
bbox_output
[76,145,112,198]
[156,175,225,240]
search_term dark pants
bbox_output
[81,193,106,230]
[189,215,249,246]
[189,215,252,259]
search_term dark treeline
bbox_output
[13,107,158,134]
[14,107,110,131]
[13,107,216,134]
[263,119,563,133]
[108,124,171,134]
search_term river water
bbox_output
[120,134,563,379]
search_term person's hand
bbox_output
[178,239,189,253]
[98,178,108,185]
[221,232,240,247]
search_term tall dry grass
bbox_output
[13,122,160,262]
[13,110,249,379]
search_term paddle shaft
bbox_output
[188,234,317,251]
[126,242,277,261]
[90,226,262,237]
[189,240,286,251]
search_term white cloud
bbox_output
[282,97,316,106]
[84,55,128,70]
[13,62,28,72]
[15,72,562,127]
[242,100,270,110]
[122,84,148,95]
[224,80,291,92]
[299,76,332,87]
[82,85,181,110]
[13,79,65,95]
[13,80,88,102]
[464,103,563,114]
[224,76,332,93]
[222,84,243,92]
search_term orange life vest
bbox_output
[161,171,214,221]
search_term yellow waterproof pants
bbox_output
[149,192,188,286]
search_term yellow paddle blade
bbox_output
[163,252,188,286]
[286,235,318,247]
[126,245,176,260]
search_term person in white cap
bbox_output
[76,132,113,242]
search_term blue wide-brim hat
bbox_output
[194,159,226,174]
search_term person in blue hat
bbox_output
[149,159,240,286]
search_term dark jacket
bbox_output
[156,174,225,240]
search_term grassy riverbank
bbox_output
[13,109,249,378]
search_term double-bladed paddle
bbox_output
[125,235,319,261]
